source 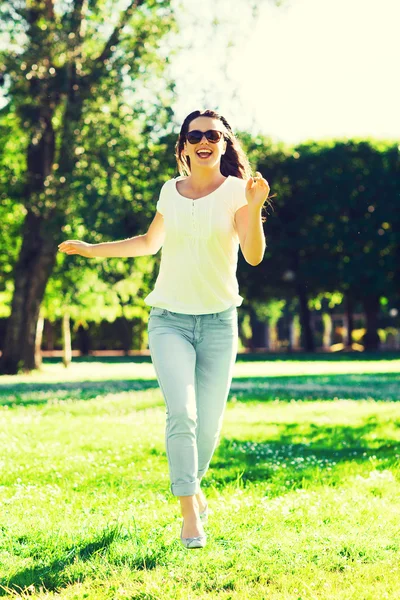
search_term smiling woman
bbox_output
[58,108,272,551]
[143,109,271,549]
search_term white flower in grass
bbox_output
[355,469,395,483]
[368,469,394,481]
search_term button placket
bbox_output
[192,199,197,235]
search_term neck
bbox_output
[186,164,226,190]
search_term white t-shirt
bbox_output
[144,174,248,315]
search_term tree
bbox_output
[0,0,177,373]
[238,136,399,352]
[308,140,398,351]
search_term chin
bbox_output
[195,157,217,164]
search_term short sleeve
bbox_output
[156,181,169,215]
[233,177,248,212]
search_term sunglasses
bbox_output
[186,129,225,144]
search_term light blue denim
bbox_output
[148,304,238,496]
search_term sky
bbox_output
[1,0,398,146]
[168,0,400,145]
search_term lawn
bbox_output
[1,354,399,599]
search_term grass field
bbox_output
[1,353,400,599]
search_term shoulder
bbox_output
[162,177,179,188]
[228,175,248,189]
[227,175,248,212]
[156,178,177,214]
[159,177,179,196]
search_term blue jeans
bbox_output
[148,304,238,496]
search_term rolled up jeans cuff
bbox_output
[171,477,201,496]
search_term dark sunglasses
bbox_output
[186,129,225,144]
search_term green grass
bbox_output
[0,355,400,599]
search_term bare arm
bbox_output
[58,211,165,258]
[235,204,265,266]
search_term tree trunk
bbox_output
[136,317,146,351]
[62,312,72,367]
[44,319,55,351]
[362,295,381,351]
[238,312,251,351]
[248,305,268,350]
[35,312,45,369]
[322,312,333,350]
[115,294,133,355]
[288,314,300,351]
[345,292,354,348]
[0,211,57,374]
[296,283,315,352]
[120,316,133,355]
[77,324,91,355]
[268,320,278,351]
[0,70,78,375]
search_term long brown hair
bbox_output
[175,109,273,222]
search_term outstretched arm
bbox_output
[58,210,165,258]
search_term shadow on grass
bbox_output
[230,372,400,402]
[0,523,166,596]
[0,526,120,596]
[0,379,160,407]
[209,419,400,489]
[40,351,400,364]
[2,371,399,408]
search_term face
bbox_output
[183,116,228,169]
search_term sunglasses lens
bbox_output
[206,130,221,142]
[187,131,203,144]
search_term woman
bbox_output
[58,109,271,550]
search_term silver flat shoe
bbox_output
[180,520,207,549]
[199,502,209,525]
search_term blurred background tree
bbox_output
[0,0,177,373]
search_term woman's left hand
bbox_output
[245,171,270,209]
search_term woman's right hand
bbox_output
[58,240,94,258]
